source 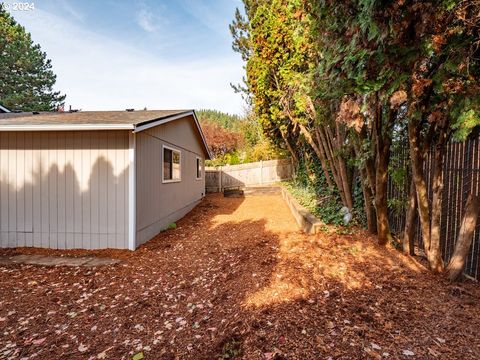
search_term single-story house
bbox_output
[0,110,211,250]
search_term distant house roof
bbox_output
[0,104,10,113]
[0,109,211,159]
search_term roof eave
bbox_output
[0,124,135,131]
[0,104,11,113]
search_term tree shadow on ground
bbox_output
[235,232,480,359]
[143,194,480,359]
[1,194,480,359]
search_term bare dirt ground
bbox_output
[1,193,480,359]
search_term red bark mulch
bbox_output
[1,193,480,359]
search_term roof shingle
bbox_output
[0,110,190,127]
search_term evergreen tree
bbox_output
[0,7,65,111]
[231,0,480,276]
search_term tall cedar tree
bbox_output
[231,0,480,276]
[0,8,65,111]
[231,1,356,210]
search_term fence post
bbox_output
[290,157,294,180]
[218,167,222,192]
[260,160,264,185]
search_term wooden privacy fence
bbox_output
[205,158,293,193]
[388,133,480,280]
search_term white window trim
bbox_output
[196,156,203,180]
[162,144,182,183]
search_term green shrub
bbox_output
[162,223,177,231]
[284,155,366,227]
[283,180,344,225]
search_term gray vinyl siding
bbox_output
[0,131,130,249]
[135,115,206,247]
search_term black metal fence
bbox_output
[387,134,480,280]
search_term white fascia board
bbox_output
[191,110,212,160]
[133,111,193,132]
[0,124,135,131]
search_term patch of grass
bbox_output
[166,223,177,231]
[218,338,242,360]
[336,226,353,235]
[344,245,359,254]
[132,352,144,360]
[320,224,330,233]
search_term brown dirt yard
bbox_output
[1,193,480,360]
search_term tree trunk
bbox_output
[353,135,377,233]
[374,103,393,246]
[318,125,349,207]
[361,169,377,233]
[408,119,432,256]
[313,127,335,190]
[364,156,377,198]
[445,193,480,281]
[280,129,299,165]
[335,122,354,210]
[297,123,335,191]
[403,179,417,255]
[375,150,392,245]
[428,128,448,272]
[320,125,353,209]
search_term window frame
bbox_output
[196,156,203,180]
[162,144,182,183]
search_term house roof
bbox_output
[0,109,212,159]
[0,109,188,127]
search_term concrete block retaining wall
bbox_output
[281,187,323,235]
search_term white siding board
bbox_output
[16,132,25,235]
[0,233,6,248]
[32,133,42,247]
[98,133,108,236]
[82,133,91,249]
[99,234,108,249]
[8,133,17,235]
[90,132,100,249]
[73,133,82,248]
[65,132,75,236]
[25,233,33,247]
[66,232,74,250]
[107,132,116,248]
[24,132,33,239]
[48,132,58,248]
[0,130,130,249]
[40,132,49,247]
[57,132,66,248]
[0,133,9,238]
[116,132,127,248]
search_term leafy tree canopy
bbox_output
[196,109,242,131]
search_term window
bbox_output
[196,157,202,179]
[163,146,181,182]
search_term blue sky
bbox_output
[7,0,246,114]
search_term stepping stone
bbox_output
[0,254,120,267]
[83,258,121,267]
